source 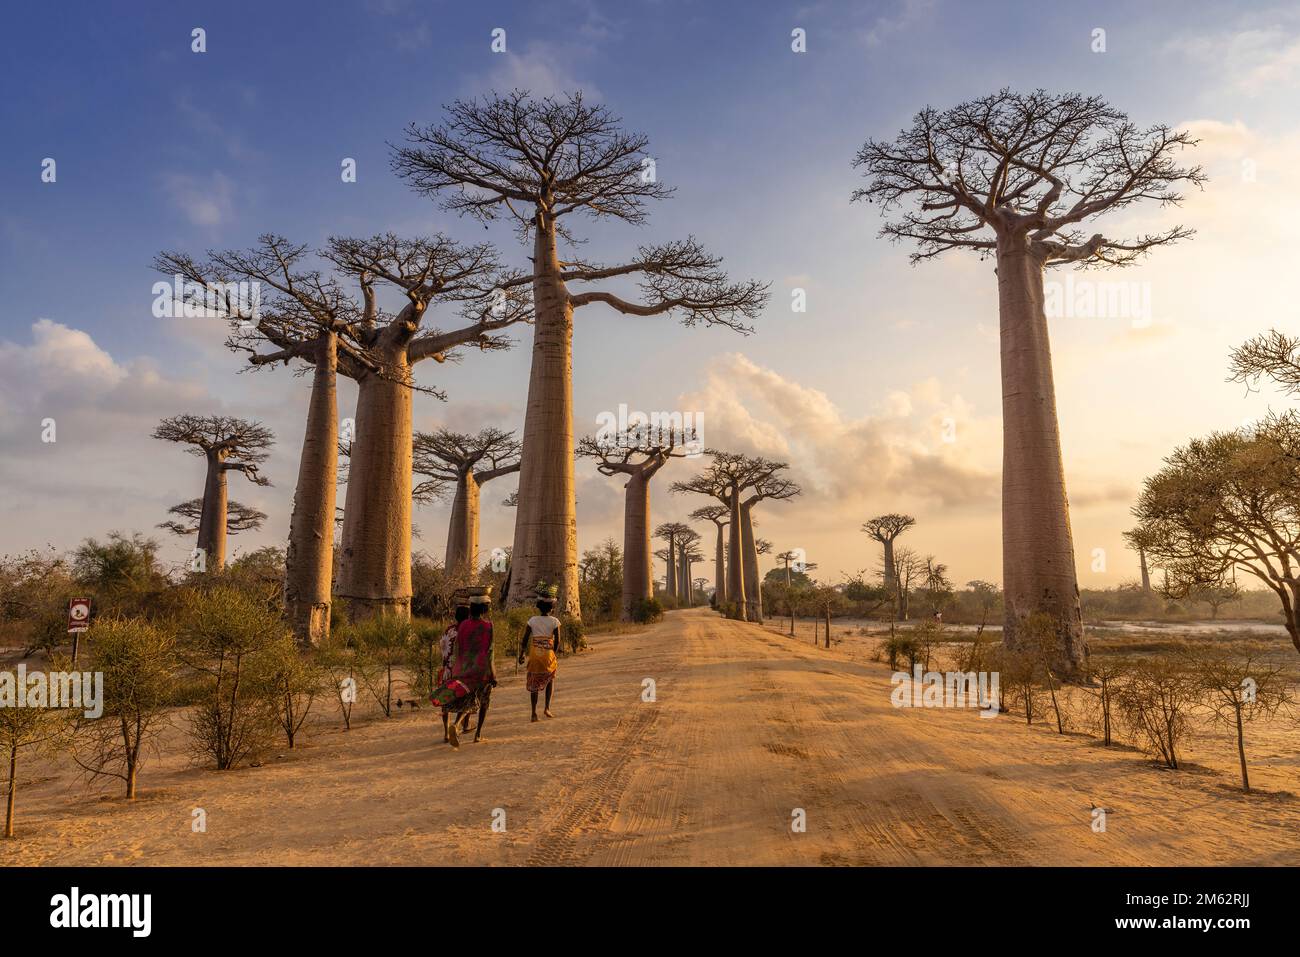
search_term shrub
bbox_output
[1115,656,1198,769]
[178,586,285,770]
[261,635,325,749]
[631,597,664,624]
[73,617,176,797]
[351,615,416,718]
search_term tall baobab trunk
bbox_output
[882,539,899,618]
[717,522,728,605]
[680,548,692,606]
[1138,547,1152,594]
[509,211,580,617]
[338,341,414,619]
[998,238,1086,676]
[197,449,230,572]
[284,333,338,645]
[740,503,762,621]
[622,473,652,620]
[727,491,746,620]
[445,469,482,576]
[664,532,678,601]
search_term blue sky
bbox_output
[3,0,1299,587]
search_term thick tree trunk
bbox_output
[508,214,580,617]
[997,238,1086,677]
[1138,547,1151,594]
[445,469,481,577]
[622,472,651,620]
[882,538,897,619]
[727,492,746,620]
[284,333,337,645]
[197,451,229,572]
[741,503,761,621]
[713,523,727,605]
[337,341,414,620]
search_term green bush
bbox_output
[631,597,664,624]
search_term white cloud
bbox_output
[677,352,999,510]
[161,171,235,227]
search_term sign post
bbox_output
[68,597,91,663]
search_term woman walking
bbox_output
[429,587,497,748]
[518,583,562,722]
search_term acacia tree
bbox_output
[854,89,1204,676]
[1132,415,1300,655]
[152,416,272,573]
[157,236,377,645]
[862,513,916,619]
[578,428,692,620]
[394,91,768,617]
[411,428,521,576]
[691,505,730,605]
[653,522,692,603]
[324,234,530,619]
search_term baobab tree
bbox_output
[854,89,1203,676]
[738,467,800,622]
[775,549,817,587]
[324,234,531,619]
[861,513,916,619]
[691,505,730,605]
[578,427,693,620]
[159,499,266,542]
[411,428,521,576]
[1122,526,1157,595]
[394,90,769,617]
[653,522,692,604]
[156,235,375,644]
[152,415,272,573]
[673,452,798,621]
[677,528,703,606]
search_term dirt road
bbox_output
[6,608,1298,865]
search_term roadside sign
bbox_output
[68,597,91,633]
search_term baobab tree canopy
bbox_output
[852,89,1205,266]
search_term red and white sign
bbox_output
[68,597,91,633]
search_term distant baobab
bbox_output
[152,415,272,574]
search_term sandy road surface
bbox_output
[5,608,1298,865]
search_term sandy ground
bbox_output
[3,607,1298,866]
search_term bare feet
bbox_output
[543,709,554,718]
[447,723,460,749]
[531,713,539,723]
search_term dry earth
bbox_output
[4,607,1298,866]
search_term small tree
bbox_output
[1191,650,1291,792]
[72,617,176,798]
[317,632,361,731]
[1085,657,1128,747]
[1,700,60,839]
[1115,656,1197,769]
[352,615,415,718]
[179,586,283,769]
[263,635,324,749]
